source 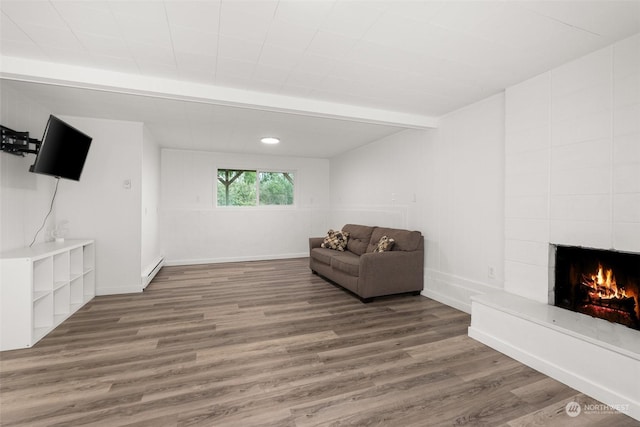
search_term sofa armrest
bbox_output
[359,250,424,298]
[309,237,324,251]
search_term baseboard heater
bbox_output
[142,256,165,290]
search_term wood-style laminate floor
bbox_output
[1,258,637,427]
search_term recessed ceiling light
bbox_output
[261,137,280,145]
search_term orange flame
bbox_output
[580,262,639,322]
[582,264,629,299]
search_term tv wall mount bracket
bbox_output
[1,125,41,156]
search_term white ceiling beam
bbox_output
[0,56,439,129]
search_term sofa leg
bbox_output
[412,291,421,296]
[360,297,373,303]
[311,270,318,275]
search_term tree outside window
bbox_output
[217,169,256,206]
[259,171,294,205]
[217,169,294,206]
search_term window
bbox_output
[217,169,294,206]
[217,169,256,206]
[259,171,294,205]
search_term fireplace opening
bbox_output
[553,245,640,331]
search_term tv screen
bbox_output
[30,115,92,181]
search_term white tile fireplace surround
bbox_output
[470,35,640,422]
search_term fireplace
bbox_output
[552,245,640,331]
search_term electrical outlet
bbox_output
[488,266,495,279]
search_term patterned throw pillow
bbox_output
[373,235,395,253]
[321,229,350,251]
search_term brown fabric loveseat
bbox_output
[309,224,424,302]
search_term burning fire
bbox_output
[580,263,639,322]
[582,264,628,299]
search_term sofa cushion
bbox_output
[330,251,360,276]
[342,224,374,256]
[373,235,395,253]
[310,247,335,265]
[367,227,422,252]
[321,229,349,251]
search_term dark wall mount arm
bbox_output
[1,125,41,156]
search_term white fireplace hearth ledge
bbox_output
[468,290,640,422]
[471,291,640,358]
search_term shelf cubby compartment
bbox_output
[33,257,53,295]
[70,276,84,309]
[83,244,95,273]
[70,247,83,280]
[33,293,53,330]
[83,270,95,301]
[53,251,70,288]
[53,284,70,326]
[33,290,49,303]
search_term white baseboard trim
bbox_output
[97,286,142,296]
[422,289,471,314]
[142,256,165,289]
[165,252,308,267]
[423,269,502,314]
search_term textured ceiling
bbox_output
[1,0,639,156]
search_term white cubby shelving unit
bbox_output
[0,240,95,351]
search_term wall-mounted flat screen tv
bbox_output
[30,115,92,181]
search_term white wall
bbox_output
[161,148,330,264]
[329,129,430,229]
[0,83,59,251]
[505,33,640,303]
[55,117,144,295]
[328,108,504,314]
[141,126,161,277]
[1,85,160,295]
[423,94,506,312]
